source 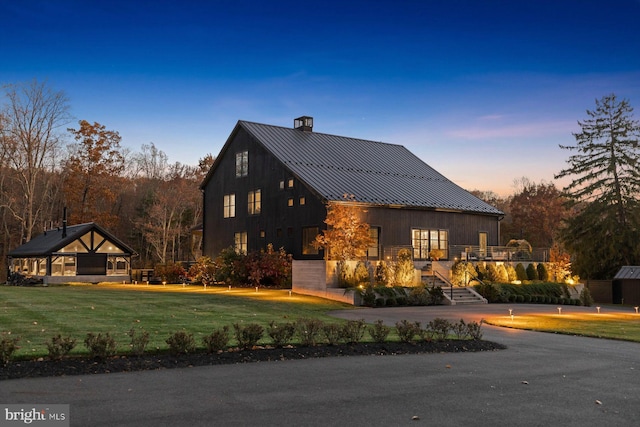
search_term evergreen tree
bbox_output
[555,94,640,279]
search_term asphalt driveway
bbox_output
[1,304,639,426]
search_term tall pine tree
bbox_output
[555,94,640,279]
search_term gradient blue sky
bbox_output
[2,0,639,195]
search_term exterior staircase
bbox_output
[421,266,487,305]
[440,287,488,305]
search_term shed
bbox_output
[612,266,640,305]
[7,222,135,284]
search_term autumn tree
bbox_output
[313,195,374,261]
[63,120,125,227]
[0,80,71,242]
[135,162,202,264]
[505,178,568,248]
[555,94,640,278]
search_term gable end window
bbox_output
[248,189,261,215]
[235,151,248,177]
[224,194,236,218]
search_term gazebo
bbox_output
[7,222,135,284]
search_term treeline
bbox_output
[0,80,212,278]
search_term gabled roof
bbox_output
[8,222,136,257]
[226,120,502,216]
[614,266,640,280]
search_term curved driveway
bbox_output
[2,304,639,426]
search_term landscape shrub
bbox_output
[385,297,398,306]
[246,244,293,288]
[580,287,594,307]
[233,323,264,349]
[296,318,324,346]
[374,297,386,307]
[394,249,415,287]
[506,264,517,282]
[166,330,196,354]
[396,320,421,343]
[155,262,186,283]
[46,334,77,360]
[374,261,390,286]
[368,320,391,343]
[516,295,524,303]
[188,256,218,286]
[267,321,296,347]
[407,286,428,305]
[426,318,452,341]
[215,247,249,286]
[84,332,117,359]
[515,263,527,281]
[128,328,150,356]
[353,261,371,287]
[1,335,20,366]
[341,319,367,344]
[451,261,477,286]
[537,263,549,281]
[466,320,483,340]
[526,263,538,280]
[322,323,343,345]
[202,326,230,353]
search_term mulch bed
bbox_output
[1,340,505,380]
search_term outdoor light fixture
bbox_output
[289,290,292,297]
[228,285,231,291]
[255,286,259,292]
[557,307,562,315]
[509,308,513,316]
[635,307,639,314]
[162,281,166,286]
[596,306,601,314]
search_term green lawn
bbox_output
[0,283,353,358]
[484,312,640,342]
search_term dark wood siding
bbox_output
[202,128,328,259]
[202,127,501,261]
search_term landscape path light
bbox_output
[596,306,601,314]
[635,307,639,314]
[557,307,562,315]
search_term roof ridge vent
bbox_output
[294,116,313,132]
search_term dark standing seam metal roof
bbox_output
[239,121,503,216]
[614,266,640,280]
[8,222,136,257]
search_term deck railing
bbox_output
[450,245,549,263]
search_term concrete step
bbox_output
[441,287,487,305]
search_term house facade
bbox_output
[200,117,503,262]
[7,222,135,284]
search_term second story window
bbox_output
[235,151,248,177]
[223,194,235,218]
[248,189,261,215]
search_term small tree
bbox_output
[394,248,415,287]
[313,195,374,261]
[526,263,538,281]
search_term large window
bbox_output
[412,228,448,260]
[234,231,247,254]
[224,194,236,218]
[302,226,319,255]
[235,151,248,177]
[248,189,261,215]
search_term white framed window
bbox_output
[235,151,248,177]
[248,189,261,215]
[224,194,236,218]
